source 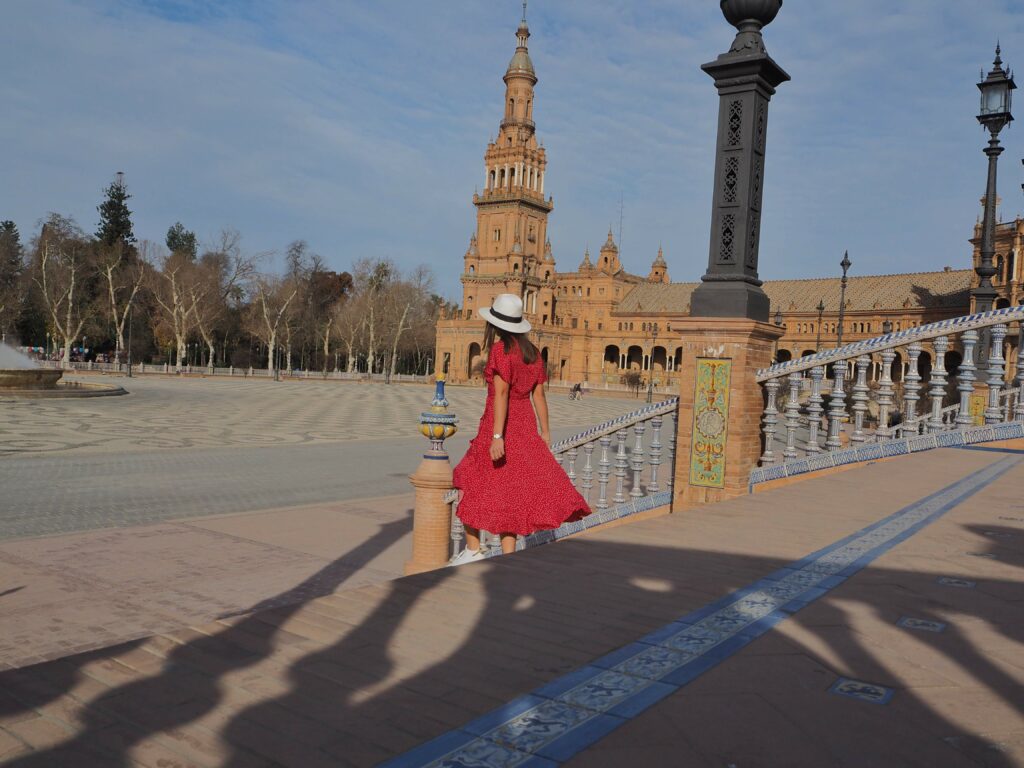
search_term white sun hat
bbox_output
[478,293,532,334]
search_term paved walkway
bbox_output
[1,447,1022,766]
[0,377,642,540]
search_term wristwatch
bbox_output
[493,433,503,440]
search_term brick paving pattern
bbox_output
[0,447,1021,766]
[0,377,642,540]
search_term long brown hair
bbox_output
[482,322,539,365]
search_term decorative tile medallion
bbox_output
[968,393,987,426]
[689,357,731,488]
[896,616,947,633]
[936,576,976,589]
[828,677,894,705]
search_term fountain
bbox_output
[0,343,125,398]
[0,344,63,390]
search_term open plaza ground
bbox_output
[0,376,645,669]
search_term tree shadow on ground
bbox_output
[0,510,413,767]
[1,514,1022,766]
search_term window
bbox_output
[513,263,519,273]
[599,287,605,295]
[598,323,603,330]
[586,287,591,297]
[584,320,589,330]
[468,265,475,274]
[571,318,578,329]
[493,228,501,242]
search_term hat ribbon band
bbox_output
[490,308,523,324]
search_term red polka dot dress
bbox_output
[453,340,590,536]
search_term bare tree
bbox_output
[146,243,202,371]
[191,230,256,368]
[31,214,98,365]
[98,242,145,365]
[334,291,367,372]
[248,275,298,373]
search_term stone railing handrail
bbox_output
[757,306,1024,382]
[549,397,679,454]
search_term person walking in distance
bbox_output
[450,294,590,564]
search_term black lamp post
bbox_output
[689,0,789,321]
[773,308,783,327]
[646,325,659,403]
[882,319,893,335]
[815,299,825,351]
[975,45,1015,318]
[836,251,851,346]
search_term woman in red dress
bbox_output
[450,294,590,565]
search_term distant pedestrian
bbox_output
[450,294,590,565]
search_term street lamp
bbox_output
[975,45,1015,318]
[882,319,893,335]
[815,299,825,351]
[836,251,851,346]
[773,308,784,327]
[646,325,659,403]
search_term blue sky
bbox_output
[2,1,1023,299]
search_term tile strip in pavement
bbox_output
[382,454,1022,767]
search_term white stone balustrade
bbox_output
[755,307,1024,469]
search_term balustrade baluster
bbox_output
[613,429,629,504]
[903,343,922,435]
[806,366,824,453]
[985,324,1008,424]
[566,446,579,486]
[1015,321,1024,421]
[450,499,464,557]
[927,336,949,432]
[851,356,869,443]
[666,412,677,493]
[596,435,612,509]
[760,378,780,464]
[876,349,896,439]
[825,361,847,451]
[955,330,978,428]
[648,415,663,493]
[629,422,646,498]
[783,373,801,460]
[580,443,595,502]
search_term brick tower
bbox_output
[462,5,554,324]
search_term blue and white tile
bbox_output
[555,669,654,713]
[828,678,894,705]
[936,576,976,588]
[486,699,595,754]
[896,616,947,633]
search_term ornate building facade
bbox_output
[435,13,1017,390]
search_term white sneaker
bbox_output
[448,547,486,566]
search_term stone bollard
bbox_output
[405,378,458,575]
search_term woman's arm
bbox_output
[490,374,509,461]
[533,381,551,447]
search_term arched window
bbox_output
[513,263,519,273]
[544,270,550,280]
[468,265,475,274]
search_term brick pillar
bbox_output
[405,379,458,575]
[671,318,783,510]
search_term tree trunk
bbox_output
[267,333,276,372]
